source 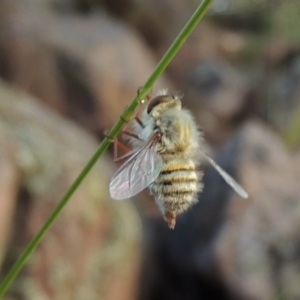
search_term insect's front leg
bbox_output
[135,87,152,128]
[134,115,145,128]
[137,87,152,105]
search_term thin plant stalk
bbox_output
[0,0,212,297]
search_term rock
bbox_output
[216,121,300,300]
[0,80,141,300]
[0,0,171,134]
[187,59,250,121]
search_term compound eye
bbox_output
[147,95,169,114]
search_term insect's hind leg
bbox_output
[104,129,143,164]
[104,130,131,162]
[113,138,131,162]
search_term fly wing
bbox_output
[199,147,248,199]
[109,139,162,200]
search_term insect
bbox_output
[109,90,248,229]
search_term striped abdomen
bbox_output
[149,158,202,217]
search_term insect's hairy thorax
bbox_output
[153,109,197,155]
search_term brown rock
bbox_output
[0,80,141,300]
[0,0,171,134]
[216,121,300,300]
[126,0,195,48]
[187,60,250,120]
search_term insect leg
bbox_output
[135,88,152,128]
[122,130,142,141]
[116,131,160,164]
[113,138,132,160]
[137,87,152,104]
[105,121,145,164]
[104,129,133,163]
[115,129,145,162]
[134,115,145,128]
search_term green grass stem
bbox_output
[0,0,212,297]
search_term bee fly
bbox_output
[109,91,248,229]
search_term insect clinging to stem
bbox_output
[109,90,248,229]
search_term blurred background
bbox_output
[0,0,300,299]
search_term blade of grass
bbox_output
[0,0,212,297]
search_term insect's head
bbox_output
[147,94,182,117]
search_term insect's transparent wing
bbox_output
[199,147,248,199]
[109,141,162,200]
